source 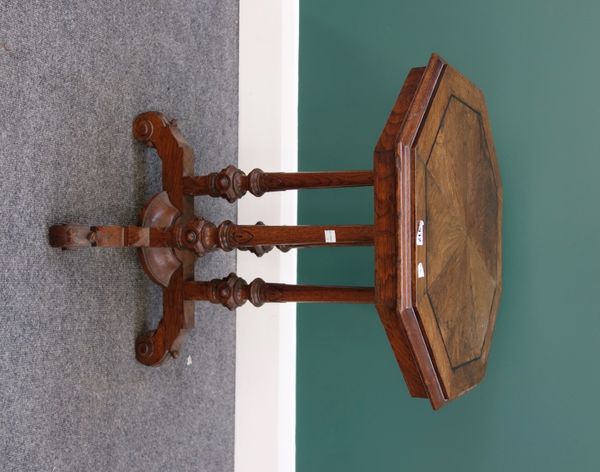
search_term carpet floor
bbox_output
[0,1,238,471]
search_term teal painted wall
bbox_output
[297,1,600,471]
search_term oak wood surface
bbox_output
[48,54,502,411]
[184,274,375,308]
[49,112,375,367]
[132,112,196,366]
[374,66,430,400]
[214,223,373,249]
[183,168,373,202]
[374,53,502,408]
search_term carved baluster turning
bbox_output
[183,273,375,309]
[49,219,374,256]
[183,166,374,202]
[174,219,374,257]
[214,222,374,250]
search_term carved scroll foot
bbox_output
[133,112,174,148]
[135,301,194,365]
[135,324,190,367]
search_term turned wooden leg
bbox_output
[182,166,373,202]
[183,273,375,309]
[51,203,373,259]
[176,219,375,256]
[49,111,374,367]
[218,222,374,250]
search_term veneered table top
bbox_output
[374,54,502,409]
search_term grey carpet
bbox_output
[0,1,238,471]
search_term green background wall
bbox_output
[297,1,600,471]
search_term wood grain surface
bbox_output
[184,274,375,308]
[49,55,501,409]
[183,168,373,202]
[132,112,196,366]
[375,53,502,408]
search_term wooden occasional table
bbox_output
[50,54,502,409]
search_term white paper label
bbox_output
[417,262,425,278]
[416,220,424,246]
[324,230,336,243]
[186,355,193,366]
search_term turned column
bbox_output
[183,166,374,202]
[50,218,374,256]
[49,221,374,255]
[175,219,374,257]
[184,273,375,309]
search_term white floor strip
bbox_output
[235,1,298,471]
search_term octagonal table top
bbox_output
[373,54,502,409]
